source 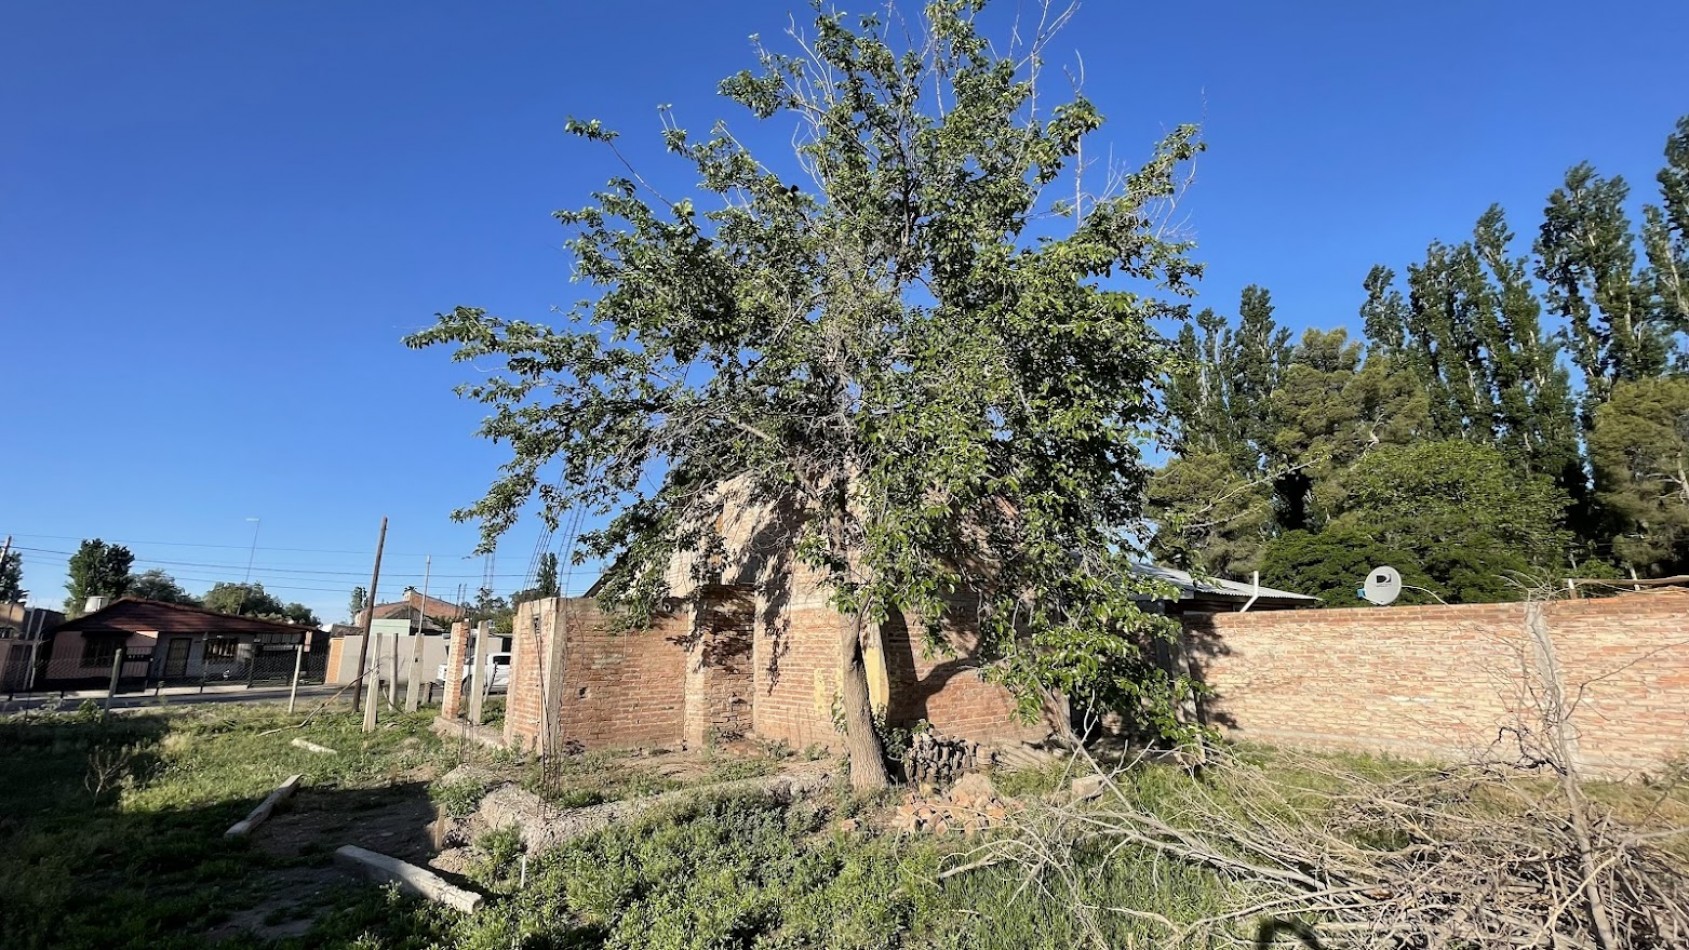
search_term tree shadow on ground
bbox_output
[0,714,456,950]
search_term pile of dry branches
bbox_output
[952,746,1687,949]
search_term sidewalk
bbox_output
[0,682,342,714]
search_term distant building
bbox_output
[41,598,321,689]
[356,588,466,633]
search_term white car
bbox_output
[437,652,512,693]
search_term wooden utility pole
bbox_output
[350,517,388,712]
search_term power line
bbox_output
[8,546,549,580]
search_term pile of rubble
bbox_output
[887,773,1022,835]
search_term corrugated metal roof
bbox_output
[1131,563,1319,604]
[52,598,316,636]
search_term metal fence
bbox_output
[1,636,328,702]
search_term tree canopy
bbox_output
[410,2,1204,785]
[0,550,24,603]
[201,582,318,626]
[128,569,200,605]
[64,539,134,616]
[1589,376,1689,574]
[1153,113,1689,599]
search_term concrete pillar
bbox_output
[466,621,491,725]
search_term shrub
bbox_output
[429,777,485,818]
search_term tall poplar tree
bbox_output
[1642,117,1689,340]
[1536,164,1670,416]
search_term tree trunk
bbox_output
[838,610,889,789]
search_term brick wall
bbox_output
[440,621,470,720]
[505,597,687,752]
[751,569,1050,751]
[685,588,755,746]
[1182,590,1689,774]
[324,636,345,685]
[882,603,1050,747]
[506,601,562,752]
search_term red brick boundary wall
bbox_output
[685,588,755,747]
[1181,590,1689,775]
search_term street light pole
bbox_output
[243,517,262,583]
[239,517,261,616]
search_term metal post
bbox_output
[351,517,388,712]
[245,642,257,689]
[288,643,305,713]
[104,646,125,715]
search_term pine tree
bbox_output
[536,553,560,599]
[0,550,24,603]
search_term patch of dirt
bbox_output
[202,865,349,943]
[255,783,440,864]
[208,782,448,942]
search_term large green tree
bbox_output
[1642,117,1689,344]
[1265,328,1428,529]
[1536,163,1672,416]
[1259,525,1428,607]
[64,539,134,615]
[409,3,1203,786]
[1588,376,1689,575]
[1145,451,1272,577]
[128,569,200,605]
[1335,440,1570,602]
[202,582,318,625]
[1365,209,1582,493]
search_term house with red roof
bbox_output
[43,598,322,688]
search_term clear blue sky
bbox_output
[3,1,1685,622]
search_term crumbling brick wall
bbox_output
[1182,591,1689,774]
[505,597,687,752]
[685,587,755,746]
[751,566,1049,751]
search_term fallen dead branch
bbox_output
[953,747,1688,949]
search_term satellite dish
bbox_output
[1361,566,1402,605]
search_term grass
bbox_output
[21,703,1663,949]
[0,707,1262,948]
[0,701,454,950]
